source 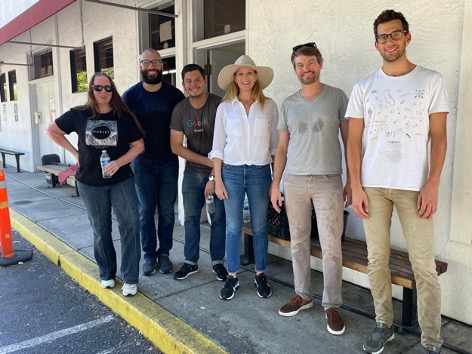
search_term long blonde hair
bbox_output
[222,70,266,108]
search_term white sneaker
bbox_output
[122,283,137,296]
[101,279,115,289]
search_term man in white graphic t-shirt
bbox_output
[346,9,449,354]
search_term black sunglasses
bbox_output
[93,85,113,92]
[292,42,317,52]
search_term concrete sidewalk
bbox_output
[4,169,471,354]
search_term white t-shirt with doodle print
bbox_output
[345,66,449,191]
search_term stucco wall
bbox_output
[1,0,471,325]
[0,1,140,169]
[248,0,471,324]
[0,40,35,169]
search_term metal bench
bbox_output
[0,148,25,172]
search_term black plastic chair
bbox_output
[41,154,60,165]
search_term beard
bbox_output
[141,69,163,84]
[298,71,320,85]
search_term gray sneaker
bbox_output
[363,322,394,354]
[158,254,173,274]
[142,259,157,275]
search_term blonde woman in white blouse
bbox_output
[210,55,278,301]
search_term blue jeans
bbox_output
[133,155,178,260]
[182,168,226,264]
[222,164,271,274]
[78,178,141,284]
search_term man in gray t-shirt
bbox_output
[170,64,227,282]
[270,44,351,335]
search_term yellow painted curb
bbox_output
[10,210,228,354]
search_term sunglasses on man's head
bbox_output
[93,85,113,92]
[292,42,317,52]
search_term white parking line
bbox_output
[0,315,115,353]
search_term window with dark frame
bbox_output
[94,37,114,78]
[8,70,17,101]
[149,2,175,50]
[203,0,245,39]
[0,74,6,102]
[33,48,54,80]
[70,48,87,93]
[161,57,177,86]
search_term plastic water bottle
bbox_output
[100,150,111,179]
[206,195,215,214]
[243,196,250,223]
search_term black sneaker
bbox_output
[212,264,228,281]
[142,259,157,275]
[254,273,272,298]
[363,322,394,353]
[158,254,173,274]
[220,275,239,300]
[173,263,198,280]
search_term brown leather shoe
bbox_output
[279,294,313,316]
[325,307,345,335]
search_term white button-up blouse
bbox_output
[210,97,279,166]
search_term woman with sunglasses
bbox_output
[47,73,144,297]
[210,55,279,300]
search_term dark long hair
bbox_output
[86,73,144,133]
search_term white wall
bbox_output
[1,0,471,325]
[248,0,471,324]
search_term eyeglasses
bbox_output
[141,59,163,67]
[93,85,113,92]
[292,42,317,52]
[376,30,407,44]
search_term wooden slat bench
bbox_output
[37,164,79,197]
[0,148,25,172]
[241,225,448,329]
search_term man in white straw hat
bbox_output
[270,43,350,335]
[210,55,279,300]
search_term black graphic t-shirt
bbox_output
[85,120,118,147]
[55,107,143,186]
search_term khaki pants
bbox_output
[363,187,442,348]
[284,174,344,309]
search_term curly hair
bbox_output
[373,10,409,38]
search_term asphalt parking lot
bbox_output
[0,231,161,354]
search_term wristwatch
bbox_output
[209,175,215,181]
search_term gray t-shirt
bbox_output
[170,93,222,173]
[279,84,348,175]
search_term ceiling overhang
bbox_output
[0,0,76,46]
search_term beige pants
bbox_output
[284,174,344,309]
[363,187,442,348]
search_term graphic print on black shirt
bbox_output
[85,120,118,148]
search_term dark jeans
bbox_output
[182,168,226,264]
[78,178,141,284]
[133,155,178,260]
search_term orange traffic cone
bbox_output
[0,161,33,266]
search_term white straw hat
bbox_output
[217,55,274,91]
